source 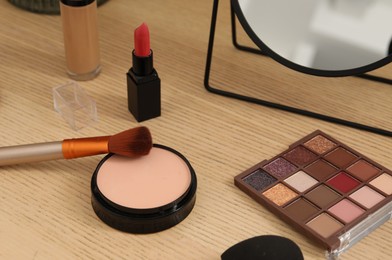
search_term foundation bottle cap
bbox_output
[60,0,95,7]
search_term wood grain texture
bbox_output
[0,0,391,259]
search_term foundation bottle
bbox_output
[60,0,101,80]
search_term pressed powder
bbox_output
[96,147,191,209]
[91,144,197,233]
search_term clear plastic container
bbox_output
[53,81,98,130]
[326,201,392,259]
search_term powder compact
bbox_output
[91,144,197,233]
[235,130,392,258]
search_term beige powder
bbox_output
[96,147,192,209]
[370,173,392,195]
[306,213,344,238]
[60,1,101,80]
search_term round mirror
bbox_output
[232,0,392,77]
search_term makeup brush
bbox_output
[0,126,152,166]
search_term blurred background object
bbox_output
[8,0,108,14]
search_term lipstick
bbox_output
[127,23,161,122]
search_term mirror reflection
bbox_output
[236,0,392,71]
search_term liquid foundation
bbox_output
[60,0,101,80]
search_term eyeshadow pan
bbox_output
[305,185,341,208]
[328,199,365,223]
[304,135,336,154]
[284,198,319,222]
[284,170,318,192]
[306,213,344,238]
[305,160,338,181]
[283,146,317,166]
[327,172,360,194]
[370,173,392,195]
[349,186,385,209]
[263,158,297,179]
[262,183,297,206]
[324,147,357,168]
[243,169,277,191]
[347,160,380,181]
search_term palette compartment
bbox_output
[235,130,392,258]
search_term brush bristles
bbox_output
[108,126,152,157]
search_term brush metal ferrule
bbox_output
[62,136,110,159]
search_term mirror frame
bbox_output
[204,0,392,137]
[231,0,392,77]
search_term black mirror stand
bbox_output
[204,0,392,137]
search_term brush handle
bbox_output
[0,135,111,166]
[0,136,111,166]
[0,141,63,166]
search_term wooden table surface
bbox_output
[1,0,391,259]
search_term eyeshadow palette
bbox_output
[235,130,392,257]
